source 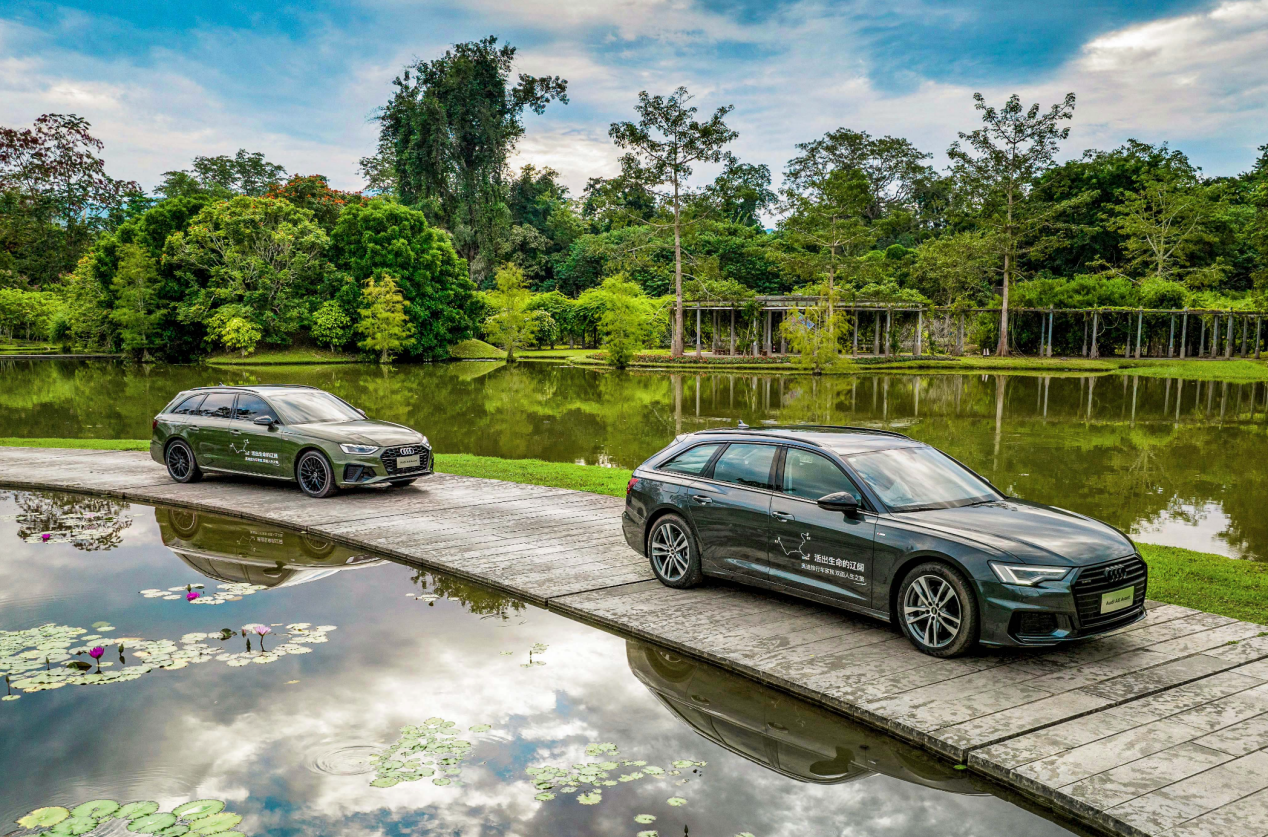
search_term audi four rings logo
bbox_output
[398,447,415,456]
[1105,563,1130,583]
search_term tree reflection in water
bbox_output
[6,491,131,550]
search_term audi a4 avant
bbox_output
[622,426,1147,657]
[151,385,432,498]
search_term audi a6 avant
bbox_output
[622,426,1147,657]
[151,385,432,498]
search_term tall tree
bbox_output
[948,92,1076,355]
[697,157,776,227]
[375,37,568,282]
[609,86,737,357]
[482,263,542,362]
[0,114,141,286]
[784,129,933,222]
[1107,170,1223,284]
[357,272,411,363]
[157,149,287,199]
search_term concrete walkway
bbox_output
[4,445,1268,837]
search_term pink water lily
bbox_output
[41,533,50,541]
[89,646,104,672]
[186,591,201,601]
[253,624,271,651]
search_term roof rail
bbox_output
[693,427,825,447]
[764,424,913,440]
[188,384,321,392]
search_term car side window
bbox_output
[660,444,721,476]
[197,392,237,419]
[233,394,277,422]
[782,448,862,502]
[711,443,778,491]
[170,394,205,415]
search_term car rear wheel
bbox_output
[897,562,979,658]
[296,450,338,498]
[165,439,203,484]
[647,514,703,588]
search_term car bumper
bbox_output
[976,574,1148,647]
[622,509,643,554]
[334,447,434,487]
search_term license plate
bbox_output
[1100,586,1135,614]
[396,454,420,469]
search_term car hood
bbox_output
[898,499,1134,565]
[289,420,425,448]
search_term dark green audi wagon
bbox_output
[622,425,1147,657]
[150,385,432,498]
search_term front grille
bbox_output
[380,445,431,476]
[1072,555,1148,633]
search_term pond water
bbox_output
[2,358,1266,561]
[0,490,1083,836]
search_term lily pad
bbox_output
[128,812,178,833]
[534,792,555,801]
[50,815,98,835]
[638,832,659,837]
[17,807,70,828]
[71,799,120,819]
[172,800,224,820]
[577,792,602,805]
[666,797,687,807]
[469,724,491,733]
[634,814,656,823]
[157,826,189,837]
[115,802,160,820]
[188,812,241,834]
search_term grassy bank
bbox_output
[2,436,1264,623]
[207,348,362,365]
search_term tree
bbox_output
[784,128,934,222]
[266,174,366,231]
[589,275,659,368]
[778,169,876,292]
[310,299,352,351]
[165,196,329,348]
[216,312,263,357]
[157,149,287,199]
[109,244,161,357]
[0,114,141,286]
[781,284,853,374]
[696,157,776,227]
[948,92,1076,355]
[375,37,568,280]
[356,272,411,363]
[910,231,1000,305]
[1107,172,1223,284]
[329,200,481,361]
[482,263,543,362]
[609,86,737,357]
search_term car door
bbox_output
[685,442,778,581]
[228,394,288,477]
[767,446,876,610]
[190,391,237,467]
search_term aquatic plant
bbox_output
[526,742,706,809]
[521,643,548,668]
[140,581,268,605]
[8,494,132,551]
[0,622,337,700]
[13,797,244,835]
[368,717,494,789]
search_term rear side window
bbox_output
[659,444,721,476]
[783,448,862,501]
[197,392,237,419]
[712,443,777,491]
[170,394,205,415]
[233,394,277,422]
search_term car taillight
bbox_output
[152,418,158,431]
[626,477,639,495]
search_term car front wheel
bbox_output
[647,514,703,589]
[296,450,338,498]
[897,562,979,658]
[165,439,203,484]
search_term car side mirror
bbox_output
[817,492,860,517]
[356,408,367,418]
[253,415,275,427]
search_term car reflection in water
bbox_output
[627,639,980,794]
[156,508,385,588]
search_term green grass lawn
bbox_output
[1,436,1264,623]
[207,348,362,365]
[448,339,504,360]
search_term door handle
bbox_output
[771,511,795,522]
[189,425,200,431]
[691,494,713,505]
[230,429,242,435]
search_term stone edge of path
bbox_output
[5,446,1267,837]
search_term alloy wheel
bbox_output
[650,522,691,582]
[167,444,191,479]
[902,574,963,649]
[299,455,330,495]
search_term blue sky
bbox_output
[2,0,1266,195]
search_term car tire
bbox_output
[165,439,203,484]
[897,561,979,658]
[647,513,703,589]
[296,450,338,498]
[389,478,416,487]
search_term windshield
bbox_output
[268,391,362,424]
[847,446,999,512]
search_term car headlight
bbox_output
[339,444,379,455]
[990,563,1070,586]
[420,436,429,448]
